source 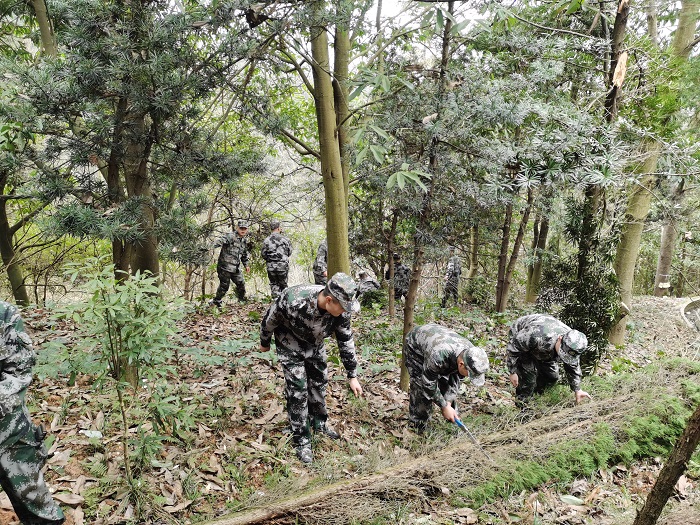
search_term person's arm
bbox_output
[260,298,283,350]
[562,360,590,403]
[212,234,228,249]
[241,238,250,269]
[334,316,363,396]
[506,326,523,387]
[0,313,35,418]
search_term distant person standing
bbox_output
[356,270,380,298]
[507,314,591,406]
[441,246,462,308]
[312,239,328,285]
[0,301,65,525]
[261,220,293,299]
[385,253,410,301]
[210,219,250,306]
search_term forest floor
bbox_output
[1,295,699,525]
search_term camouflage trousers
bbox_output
[275,339,328,441]
[442,280,459,307]
[267,269,288,299]
[0,423,65,525]
[407,372,460,429]
[394,287,407,301]
[514,356,559,401]
[313,272,327,286]
[215,267,246,302]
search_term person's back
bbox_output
[262,222,292,298]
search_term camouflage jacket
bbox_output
[260,284,358,378]
[506,314,582,391]
[445,255,462,283]
[214,232,249,273]
[405,323,474,408]
[261,232,292,272]
[0,302,35,447]
[385,263,410,294]
[312,240,327,276]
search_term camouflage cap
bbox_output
[270,220,281,231]
[327,272,360,314]
[238,219,250,229]
[460,346,489,387]
[558,329,588,366]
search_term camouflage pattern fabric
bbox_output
[506,314,582,399]
[261,232,292,298]
[312,240,327,285]
[214,232,249,273]
[260,285,358,440]
[442,255,462,307]
[385,263,410,300]
[0,302,65,525]
[214,267,246,303]
[357,277,380,297]
[404,324,475,427]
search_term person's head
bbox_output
[270,220,281,232]
[392,253,401,262]
[358,270,368,281]
[557,329,588,366]
[448,245,456,254]
[457,346,489,386]
[321,272,360,317]
[237,219,249,236]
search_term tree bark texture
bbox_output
[526,214,549,303]
[653,180,685,296]
[310,1,350,277]
[632,401,700,525]
[30,0,56,56]
[495,202,513,313]
[610,141,662,345]
[467,224,479,280]
[0,178,29,306]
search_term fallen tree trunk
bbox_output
[203,388,669,525]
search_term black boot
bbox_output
[293,434,313,464]
[312,418,340,440]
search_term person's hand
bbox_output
[509,373,519,388]
[323,270,327,277]
[574,390,591,405]
[348,377,363,397]
[245,266,251,273]
[260,345,270,352]
[441,404,457,423]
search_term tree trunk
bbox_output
[495,202,513,313]
[467,225,478,280]
[310,1,350,277]
[30,0,56,56]
[632,402,700,525]
[610,141,662,345]
[610,0,698,342]
[526,214,549,303]
[0,174,30,306]
[385,211,398,318]
[400,1,454,392]
[653,180,685,296]
[497,188,534,313]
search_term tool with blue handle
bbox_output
[455,417,493,462]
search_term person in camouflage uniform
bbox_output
[441,246,462,308]
[312,239,327,285]
[385,253,410,301]
[0,301,65,525]
[404,323,489,431]
[260,273,363,464]
[261,220,293,299]
[356,271,380,298]
[507,314,591,405]
[211,219,250,306]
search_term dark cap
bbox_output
[392,253,400,260]
[460,346,489,387]
[238,219,249,229]
[558,329,587,366]
[270,220,281,231]
[327,272,360,314]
